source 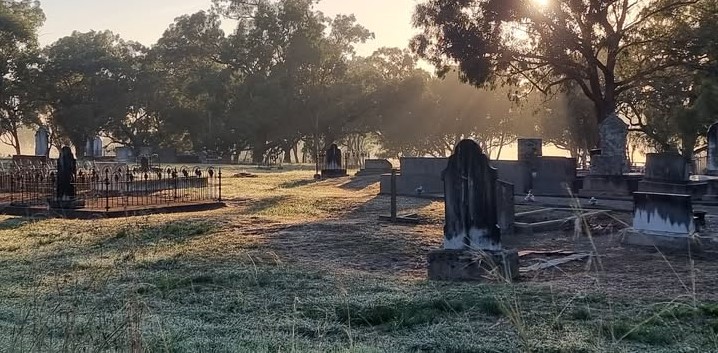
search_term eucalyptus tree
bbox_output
[411,0,701,142]
[42,30,141,157]
[0,0,45,154]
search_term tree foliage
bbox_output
[411,0,700,128]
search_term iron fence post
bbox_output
[218,168,222,202]
[104,169,110,212]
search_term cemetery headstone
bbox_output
[115,147,134,163]
[622,192,700,251]
[518,138,542,161]
[708,122,718,175]
[590,113,628,175]
[34,126,49,157]
[93,136,103,157]
[321,144,347,178]
[428,139,519,281]
[638,153,693,195]
[49,146,85,209]
[356,159,393,176]
[139,156,150,173]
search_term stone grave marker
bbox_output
[708,122,718,175]
[590,113,628,176]
[518,138,542,161]
[356,159,392,176]
[321,144,348,178]
[49,146,85,209]
[428,139,519,281]
[34,126,49,157]
[622,192,701,251]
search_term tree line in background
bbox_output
[1,0,716,164]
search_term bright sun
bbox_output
[533,0,550,7]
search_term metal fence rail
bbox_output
[0,163,222,211]
[317,151,368,171]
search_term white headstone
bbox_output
[93,136,103,157]
[34,126,49,156]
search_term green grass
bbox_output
[0,169,716,352]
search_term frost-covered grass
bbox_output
[0,169,716,352]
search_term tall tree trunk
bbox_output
[11,129,20,156]
[292,144,299,164]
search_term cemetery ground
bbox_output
[1,169,718,352]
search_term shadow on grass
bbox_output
[0,217,31,230]
[338,176,380,191]
[278,179,319,189]
[245,195,290,214]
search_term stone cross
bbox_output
[56,146,77,200]
[325,144,342,170]
[442,139,501,251]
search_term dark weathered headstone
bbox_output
[57,146,76,200]
[326,144,342,169]
[428,139,519,281]
[644,153,689,182]
[49,146,85,209]
[518,138,542,162]
[622,192,702,252]
[442,139,501,250]
[708,122,718,175]
[321,144,348,178]
[497,180,515,236]
[638,153,693,195]
[590,113,628,175]
[139,156,150,173]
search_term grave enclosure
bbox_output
[0,148,224,218]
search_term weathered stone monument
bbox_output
[518,138,543,161]
[85,136,103,158]
[34,126,49,157]
[428,139,519,281]
[707,122,718,175]
[591,114,628,175]
[356,159,393,176]
[581,113,637,196]
[622,192,699,251]
[638,153,693,195]
[321,144,347,178]
[115,146,134,163]
[49,146,85,209]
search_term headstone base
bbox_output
[620,229,718,254]
[321,169,347,178]
[579,175,640,197]
[637,180,690,195]
[48,198,86,210]
[638,180,709,200]
[427,248,519,282]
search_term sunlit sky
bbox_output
[38,0,421,56]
